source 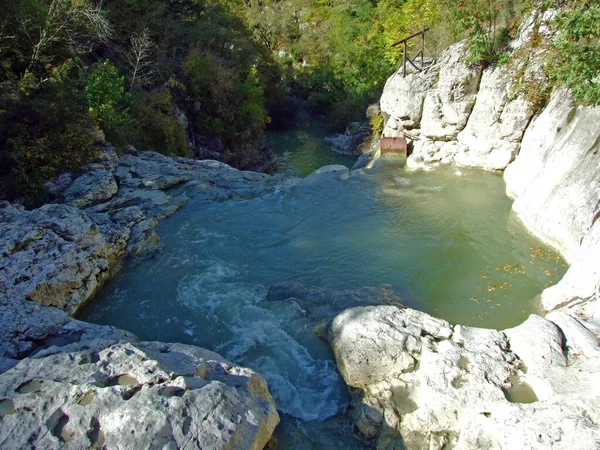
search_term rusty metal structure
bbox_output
[380,136,408,156]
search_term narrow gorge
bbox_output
[1,6,599,450]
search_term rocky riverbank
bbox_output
[0,149,290,315]
[1,8,599,449]
[340,7,600,449]
[0,149,290,448]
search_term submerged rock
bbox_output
[0,297,279,450]
[267,282,405,323]
[325,122,372,156]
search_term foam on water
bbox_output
[174,256,347,421]
[219,320,346,421]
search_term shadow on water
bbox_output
[267,126,358,177]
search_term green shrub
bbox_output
[548,0,600,105]
[133,90,189,157]
[446,0,515,65]
[85,61,135,144]
[183,50,267,152]
[0,61,95,205]
[370,113,385,137]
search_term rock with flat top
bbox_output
[64,170,118,208]
[327,304,600,449]
[0,297,279,450]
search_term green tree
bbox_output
[549,0,600,105]
[85,60,134,142]
[446,0,506,64]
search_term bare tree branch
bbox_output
[126,27,157,88]
[20,0,111,75]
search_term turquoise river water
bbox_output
[81,128,566,448]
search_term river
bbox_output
[80,127,566,448]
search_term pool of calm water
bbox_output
[266,127,358,177]
[80,130,566,448]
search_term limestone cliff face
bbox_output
[377,10,600,322]
[379,9,557,171]
[504,87,600,314]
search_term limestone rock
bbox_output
[380,68,437,130]
[64,170,118,208]
[325,122,371,156]
[44,172,73,199]
[366,103,381,119]
[0,298,279,450]
[1,150,286,313]
[327,305,600,450]
[456,65,534,171]
[327,305,452,387]
[304,165,350,182]
[0,203,112,314]
[0,297,133,364]
[504,87,600,312]
[352,149,381,171]
[421,41,482,141]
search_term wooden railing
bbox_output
[391,26,430,77]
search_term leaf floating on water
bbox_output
[495,263,526,274]
[481,274,489,279]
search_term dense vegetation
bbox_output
[0,0,598,204]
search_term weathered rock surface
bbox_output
[0,150,288,314]
[325,122,372,156]
[504,87,600,315]
[0,297,279,450]
[376,11,561,172]
[420,41,482,141]
[351,148,381,171]
[64,170,119,208]
[327,304,600,450]
[0,203,114,313]
[380,68,437,134]
[455,64,533,170]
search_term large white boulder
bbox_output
[327,305,600,449]
[0,297,279,450]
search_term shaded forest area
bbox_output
[0,0,597,204]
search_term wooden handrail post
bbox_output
[403,41,407,77]
[421,25,425,69]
